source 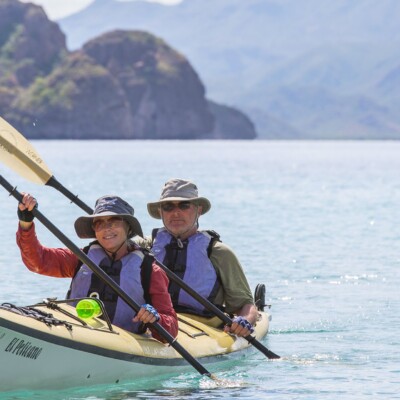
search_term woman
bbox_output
[16,193,178,342]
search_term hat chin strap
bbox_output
[101,239,128,261]
[161,207,200,247]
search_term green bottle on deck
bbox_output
[76,299,102,319]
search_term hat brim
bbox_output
[74,211,143,239]
[147,197,211,219]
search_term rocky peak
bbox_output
[81,30,214,139]
[0,0,66,86]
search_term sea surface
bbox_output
[0,140,399,399]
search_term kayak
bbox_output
[0,297,270,392]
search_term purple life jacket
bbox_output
[151,228,221,316]
[68,243,147,333]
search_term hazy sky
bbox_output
[20,0,182,20]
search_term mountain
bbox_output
[0,0,256,139]
[59,0,400,139]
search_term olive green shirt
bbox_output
[135,234,254,314]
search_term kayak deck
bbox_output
[0,299,270,391]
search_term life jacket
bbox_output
[67,241,153,333]
[151,228,222,316]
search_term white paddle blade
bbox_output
[0,116,52,185]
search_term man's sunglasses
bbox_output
[160,201,193,212]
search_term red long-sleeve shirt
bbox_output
[16,223,178,341]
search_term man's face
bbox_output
[160,201,202,239]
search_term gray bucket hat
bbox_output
[147,178,211,219]
[74,195,143,239]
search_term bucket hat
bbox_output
[147,178,211,219]
[74,195,143,238]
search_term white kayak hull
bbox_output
[0,300,270,392]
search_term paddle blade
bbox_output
[0,116,52,185]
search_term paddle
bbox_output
[0,115,280,360]
[0,116,92,214]
[0,175,217,380]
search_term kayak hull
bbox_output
[0,301,270,391]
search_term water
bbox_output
[0,140,399,399]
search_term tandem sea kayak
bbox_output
[0,297,270,392]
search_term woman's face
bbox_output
[92,216,129,253]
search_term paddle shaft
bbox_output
[0,175,213,378]
[46,176,93,214]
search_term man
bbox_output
[16,193,178,341]
[146,178,258,337]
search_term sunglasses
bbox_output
[160,201,194,212]
[92,217,125,232]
